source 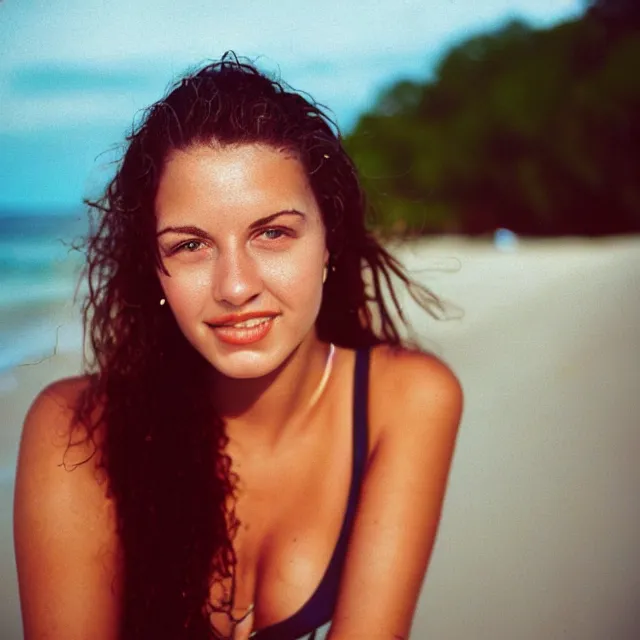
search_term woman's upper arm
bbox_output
[329,350,463,640]
[14,378,121,640]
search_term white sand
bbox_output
[400,235,640,639]
[1,236,639,639]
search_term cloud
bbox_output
[0,48,433,134]
[1,60,171,133]
[10,64,158,96]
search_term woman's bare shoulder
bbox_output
[15,375,121,638]
[371,342,461,391]
[369,343,463,444]
[18,373,106,487]
[36,373,96,416]
[28,372,100,425]
[328,344,462,637]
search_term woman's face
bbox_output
[155,143,329,379]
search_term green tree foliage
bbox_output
[587,0,640,27]
[345,12,640,237]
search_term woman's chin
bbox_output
[206,351,282,381]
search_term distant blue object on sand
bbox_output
[494,228,519,252]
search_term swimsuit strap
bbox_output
[250,346,371,640]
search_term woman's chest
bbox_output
[210,410,354,632]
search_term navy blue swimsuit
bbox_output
[249,346,371,640]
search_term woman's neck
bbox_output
[211,335,334,449]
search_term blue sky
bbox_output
[0,0,584,210]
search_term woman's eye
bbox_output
[260,227,290,241]
[263,229,283,240]
[174,240,203,253]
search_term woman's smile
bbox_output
[208,315,277,346]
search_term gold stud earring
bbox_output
[322,265,328,284]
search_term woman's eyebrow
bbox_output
[156,209,306,238]
[248,209,305,230]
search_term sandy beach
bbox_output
[1,235,639,639]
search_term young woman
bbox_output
[14,54,463,640]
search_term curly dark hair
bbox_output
[70,52,448,638]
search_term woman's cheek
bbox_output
[160,267,211,314]
[264,253,320,300]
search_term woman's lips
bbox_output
[206,311,279,326]
[208,316,276,346]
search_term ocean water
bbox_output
[0,211,89,373]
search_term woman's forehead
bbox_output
[155,143,319,226]
[163,142,300,175]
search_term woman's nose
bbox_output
[212,248,262,307]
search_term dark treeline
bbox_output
[345,0,640,237]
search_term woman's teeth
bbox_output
[226,317,271,328]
